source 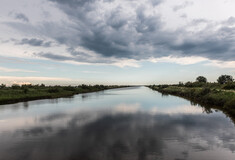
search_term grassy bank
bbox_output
[0,84,129,105]
[148,83,235,116]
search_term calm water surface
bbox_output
[0,87,234,160]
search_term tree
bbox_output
[217,75,233,84]
[196,76,207,83]
[23,88,29,94]
[0,84,6,89]
[12,84,20,89]
[40,84,45,87]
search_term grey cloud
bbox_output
[80,32,131,58]
[5,0,235,64]
[224,17,235,26]
[34,51,117,64]
[106,8,128,30]
[35,52,71,61]
[67,47,92,58]
[49,0,163,7]
[49,0,96,8]
[18,38,52,47]
[180,14,187,19]
[47,0,164,59]
[173,1,194,12]
[170,39,232,59]
[135,6,161,33]
[150,0,163,6]
[14,13,29,22]
[191,19,209,25]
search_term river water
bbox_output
[0,86,234,160]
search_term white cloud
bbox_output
[113,59,141,68]
[0,76,81,85]
[205,60,235,69]
[114,103,141,113]
[148,56,207,65]
[82,71,108,74]
[150,105,203,114]
[0,67,36,72]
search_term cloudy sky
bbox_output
[0,0,235,85]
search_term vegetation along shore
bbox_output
[149,75,235,116]
[0,84,129,105]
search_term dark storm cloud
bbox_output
[170,38,234,60]
[5,0,235,63]
[44,0,165,60]
[45,0,235,61]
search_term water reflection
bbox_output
[0,87,234,160]
[1,112,235,160]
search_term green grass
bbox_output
[149,84,235,117]
[0,85,128,105]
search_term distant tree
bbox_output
[12,84,20,89]
[23,88,29,94]
[185,81,193,87]
[196,76,207,83]
[40,84,45,87]
[178,82,184,87]
[0,84,6,89]
[217,75,234,84]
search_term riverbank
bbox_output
[149,85,235,116]
[0,85,129,105]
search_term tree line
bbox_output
[196,75,233,84]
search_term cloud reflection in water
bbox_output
[0,109,235,160]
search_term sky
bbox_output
[0,0,235,85]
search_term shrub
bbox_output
[159,85,169,89]
[63,86,76,91]
[23,88,29,94]
[225,98,235,109]
[0,84,6,89]
[48,88,60,93]
[199,88,211,96]
[223,83,235,90]
[185,82,193,87]
[12,84,20,89]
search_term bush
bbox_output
[40,84,45,87]
[225,98,235,109]
[223,83,235,90]
[0,84,6,89]
[199,88,211,96]
[80,84,89,90]
[185,82,193,87]
[63,86,76,91]
[12,84,20,89]
[159,85,169,89]
[48,88,60,93]
[23,88,29,94]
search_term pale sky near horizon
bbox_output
[0,0,235,85]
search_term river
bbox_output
[0,86,234,160]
